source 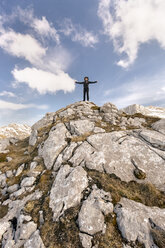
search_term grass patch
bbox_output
[87,170,165,208]
[0,153,7,163]
[0,205,8,218]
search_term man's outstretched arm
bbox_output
[75,81,84,84]
[88,81,98,84]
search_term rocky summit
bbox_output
[0,101,165,248]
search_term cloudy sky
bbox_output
[0,0,165,126]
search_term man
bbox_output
[75,76,98,101]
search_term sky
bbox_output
[0,0,165,126]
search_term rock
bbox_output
[49,165,88,221]
[15,221,37,241]
[86,132,165,190]
[100,102,118,114]
[38,123,70,170]
[0,138,10,153]
[114,198,165,248]
[7,184,19,193]
[0,173,7,188]
[24,230,45,248]
[31,112,56,131]
[10,187,26,198]
[140,130,165,150]
[5,170,13,178]
[78,185,113,236]
[30,162,38,170]
[152,119,165,135]
[15,163,24,177]
[29,129,38,146]
[79,233,92,248]
[93,127,106,133]
[68,120,95,136]
[121,104,165,118]
[21,177,36,187]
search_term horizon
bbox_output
[0,0,165,126]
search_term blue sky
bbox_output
[0,0,165,126]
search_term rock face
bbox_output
[122,104,165,119]
[0,101,165,248]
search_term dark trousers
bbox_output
[83,88,89,101]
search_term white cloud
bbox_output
[98,0,165,68]
[0,99,48,110]
[12,67,75,94]
[15,7,60,44]
[0,91,16,97]
[0,30,46,65]
[60,18,98,47]
[103,71,165,108]
[0,9,75,95]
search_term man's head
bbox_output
[84,76,89,81]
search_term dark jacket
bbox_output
[75,81,97,90]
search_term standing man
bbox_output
[75,76,98,101]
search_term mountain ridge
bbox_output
[0,101,165,248]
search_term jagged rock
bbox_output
[1,101,165,247]
[0,123,31,140]
[68,120,95,136]
[87,132,165,190]
[31,112,56,131]
[24,230,45,248]
[7,184,19,193]
[122,104,165,118]
[78,185,113,236]
[0,173,7,188]
[38,123,71,170]
[79,233,92,248]
[15,163,24,177]
[0,190,42,241]
[152,119,165,135]
[30,161,38,170]
[21,177,36,187]
[115,198,165,248]
[49,164,88,221]
[5,170,13,178]
[140,130,165,150]
[29,129,38,146]
[0,139,10,153]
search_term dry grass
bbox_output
[151,228,165,248]
[87,170,165,208]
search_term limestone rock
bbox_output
[115,198,165,248]
[87,132,165,190]
[79,233,92,248]
[152,119,165,135]
[78,185,113,236]
[24,230,45,248]
[140,130,165,150]
[122,104,165,119]
[29,129,38,146]
[21,177,36,187]
[49,165,88,221]
[68,120,95,136]
[15,163,24,177]
[38,123,70,169]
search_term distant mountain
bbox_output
[0,123,31,140]
[121,104,165,119]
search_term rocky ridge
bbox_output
[0,101,165,248]
[122,104,165,119]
